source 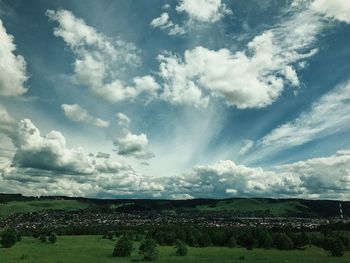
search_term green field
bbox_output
[0,236,350,263]
[0,200,92,218]
[196,199,310,216]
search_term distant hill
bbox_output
[0,193,348,218]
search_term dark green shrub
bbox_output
[175,240,188,256]
[39,235,47,243]
[113,235,133,257]
[274,233,294,250]
[48,232,57,244]
[1,229,17,248]
[227,236,237,248]
[139,238,158,261]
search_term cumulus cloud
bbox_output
[61,104,109,127]
[116,112,130,127]
[113,129,155,160]
[0,118,163,197]
[0,104,16,135]
[0,19,28,97]
[11,119,95,174]
[156,2,339,109]
[2,117,350,199]
[280,150,350,199]
[164,160,301,198]
[47,9,159,102]
[162,150,350,199]
[311,0,350,23]
[150,12,186,36]
[150,0,230,36]
[150,12,171,28]
[157,3,325,108]
[176,0,231,22]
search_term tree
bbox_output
[238,233,256,250]
[139,238,158,261]
[107,231,114,240]
[274,233,294,250]
[329,239,345,257]
[323,237,345,257]
[39,235,47,243]
[175,240,188,256]
[1,229,17,248]
[48,232,57,244]
[198,232,212,247]
[16,233,22,242]
[260,232,274,249]
[227,236,237,248]
[113,236,133,257]
[254,228,273,249]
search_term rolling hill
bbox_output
[0,193,348,218]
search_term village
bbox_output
[0,208,341,232]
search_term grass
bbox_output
[196,199,309,216]
[1,236,350,263]
[0,200,92,218]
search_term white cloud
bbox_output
[0,118,163,197]
[2,116,350,199]
[150,12,171,28]
[0,19,28,97]
[168,24,186,35]
[239,140,254,156]
[157,2,328,109]
[61,104,110,127]
[94,118,110,128]
[116,112,130,127]
[280,150,350,199]
[165,160,301,198]
[150,0,230,36]
[12,119,95,175]
[176,0,232,22]
[158,51,209,108]
[163,149,350,199]
[113,129,155,160]
[0,104,16,135]
[150,12,186,36]
[260,81,350,149]
[47,9,159,102]
[311,0,350,23]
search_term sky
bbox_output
[0,0,350,200]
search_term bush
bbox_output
[48,232,57,244]
[261,233,274,249]
[227,236,237,248]
[113,236,133,257]
[274,233,294,250]
[323,237,344,257]
[39,235,47,243]
[1,229,17,248]
[175,240,188,256]
[139,238,158,261]
[238,233,256,250]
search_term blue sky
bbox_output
[0,0,350,199]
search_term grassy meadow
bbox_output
[196,199,309,216]
[0,200,91,218]
[1,235,350,263]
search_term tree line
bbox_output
[1,225,349,257]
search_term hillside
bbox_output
[0,193,347,218]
